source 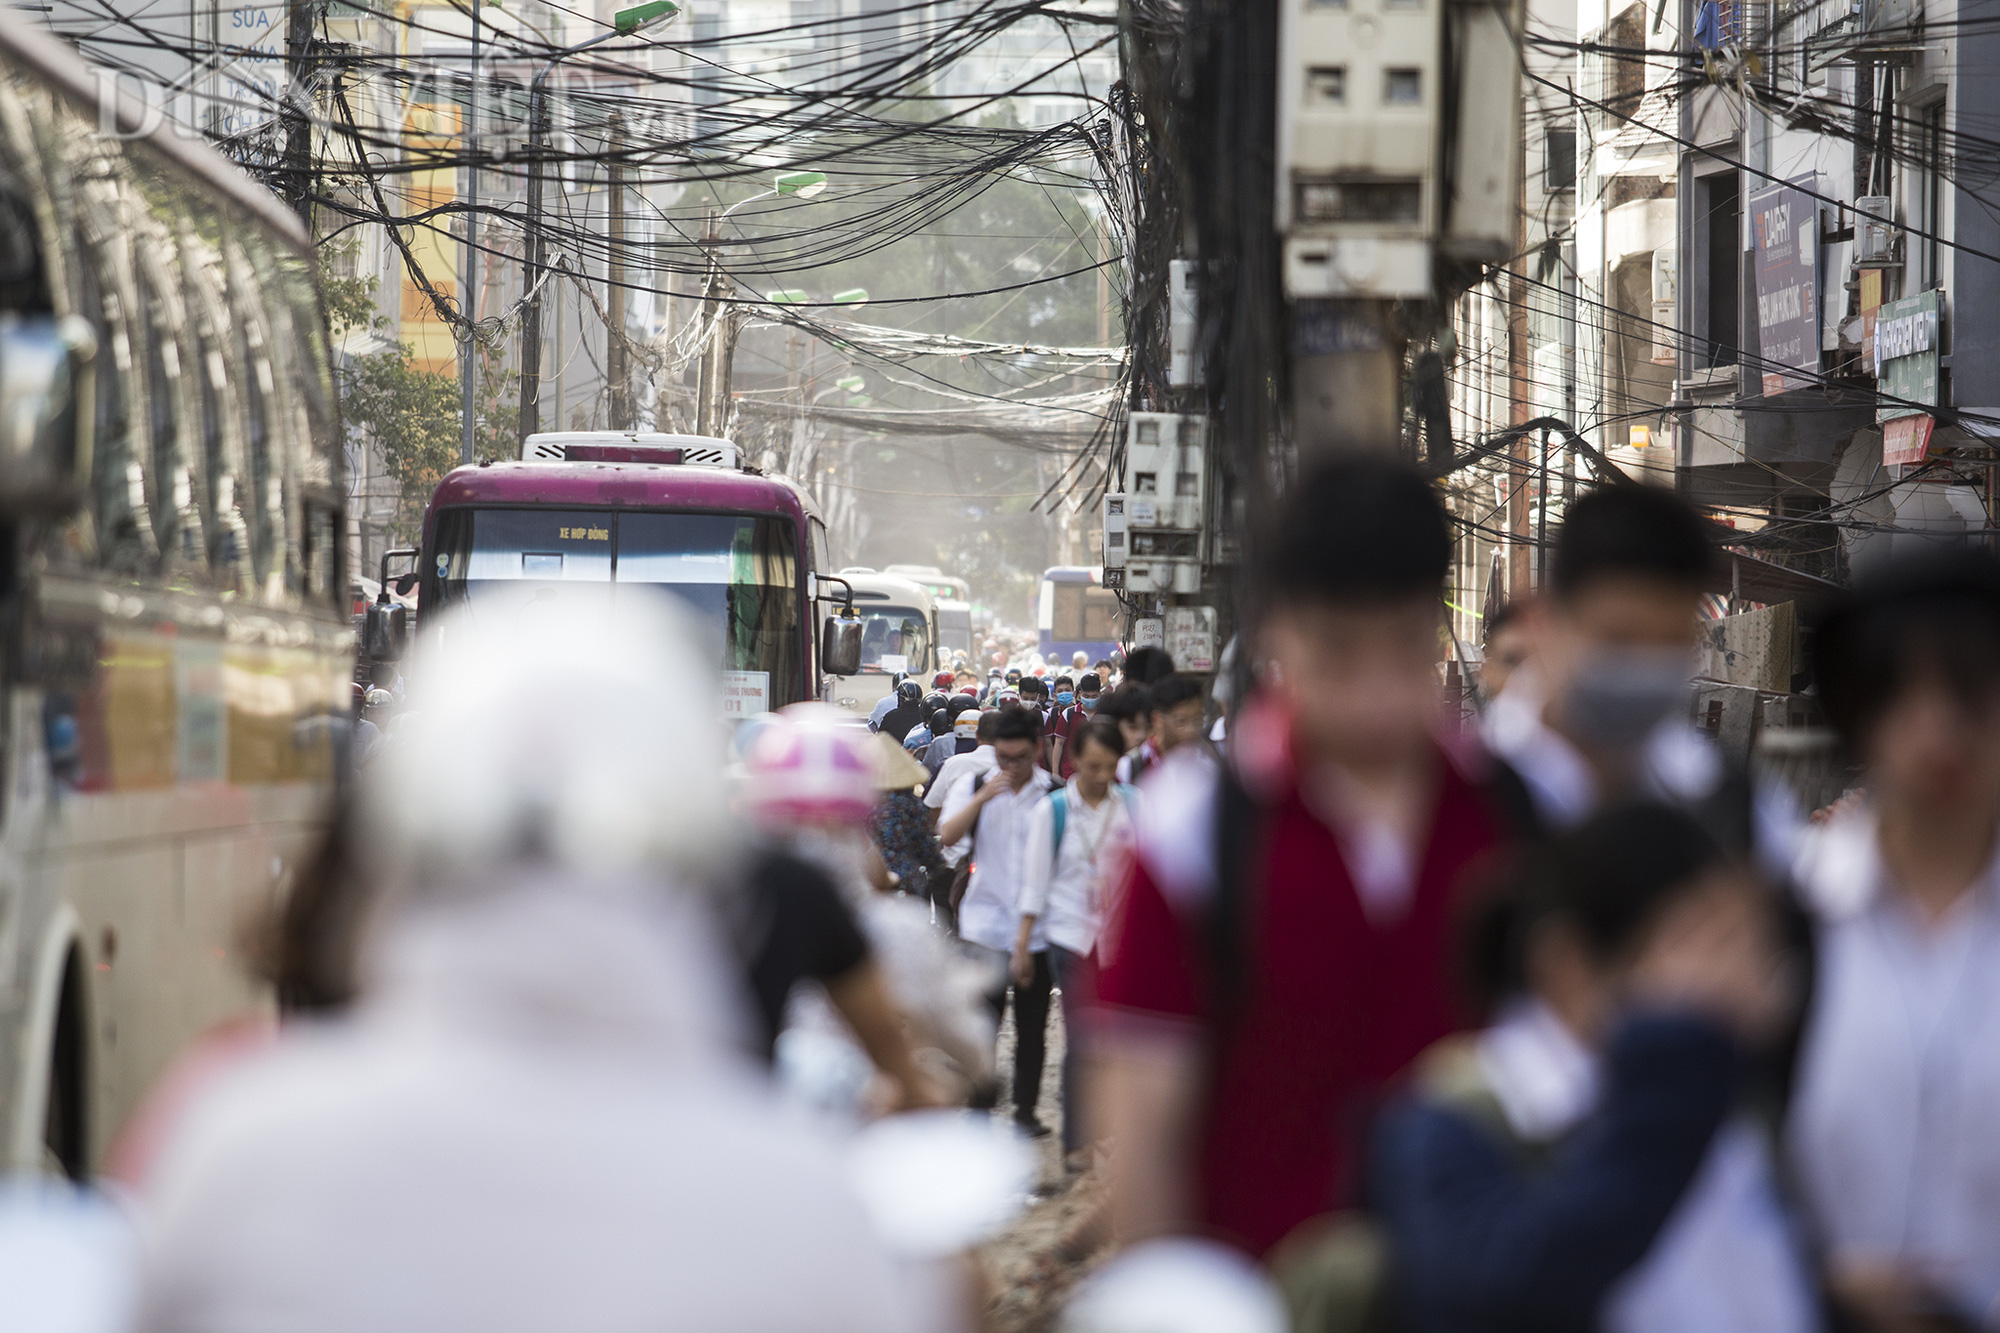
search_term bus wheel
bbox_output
[41,949,87,1180]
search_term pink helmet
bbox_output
[742,703,878,827]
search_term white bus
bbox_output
[824,573,937,715]
[0,16,348,1176]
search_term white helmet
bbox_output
[360,597,729,886]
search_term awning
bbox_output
[1712,548,1844,609]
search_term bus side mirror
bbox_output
[0,314,96,516]
[364,601,409,661]
[822,615,862,677]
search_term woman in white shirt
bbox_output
[1792,552,2000,1332]
[1012,719,1135,1169]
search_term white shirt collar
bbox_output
[1476,998,1602,1142]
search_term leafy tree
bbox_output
[320,243,500,545]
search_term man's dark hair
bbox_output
[1262,457,1451,605]
[1152,673,1205,712]
[1073,718,1126,761]
[1054,674,1075,692]
[1811,548,2000,752]
[1093,659,1114,674]
[991,703,1043,742]
[975,710,1000,743]
[1123,646,1175,685]
[1078,672,1102,693]
[1096,683,1156,723]
[1483,598,1526,644]
[1550,484,1711,599]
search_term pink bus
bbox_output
[408,436,842,714]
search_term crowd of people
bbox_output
[54,454,2000,1333]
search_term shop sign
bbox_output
[1875,289,1941,422]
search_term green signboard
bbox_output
[1875,289,1940,423]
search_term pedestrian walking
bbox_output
[1789,550,2000,1332]
[1479,485,1797,868]
[1372,803,1811,1333]
[1093,457,1517,1257]
[937,704,1058,1134]
[1015,719,1135,1170]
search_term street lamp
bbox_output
[692,171,835,436]
[518,0,680,446]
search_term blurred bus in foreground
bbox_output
[1038,567,1121,668]
[0,16,349,1177]
[825,573,937,714]
[412,434,845,717]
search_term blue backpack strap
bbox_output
[1049,786,1067,868]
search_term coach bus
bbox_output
[1038,566,1122,668]
[884,563,971,605]
[824,572,937,714]
[413,434,841,716]
[0,16,350,1177]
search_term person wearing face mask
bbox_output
[1480,485,1798,868]
[1049,672,1104,782]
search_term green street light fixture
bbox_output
[765,290,811,305]
[613,0,678,30]
[519,0,682,444]
[774,170,828,199]
[835,375,866,393]
[832,288,870,306]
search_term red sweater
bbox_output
[1095,732,1511,1256]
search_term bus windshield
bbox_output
[855,605,930,675]
[431,507,800,706]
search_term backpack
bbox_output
[1047,782,1139,868]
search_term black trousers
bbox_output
[988,950,1054,1126]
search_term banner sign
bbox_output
[1875,289,1941,422]
[1882,413,1935,467]
[1750,181,1820,396]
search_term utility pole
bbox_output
[519,71,551,442]
[1275,0,1526,463]
[280,0,315,225]
[607,112,631,431]
[458,0,480,465]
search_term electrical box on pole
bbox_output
[1439,0,1526,261]
[1123,413,1207,595]
[1276,0,1444,298]
[1169,260,1202,387]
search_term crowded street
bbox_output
[0,0,1998,1329]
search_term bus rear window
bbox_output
[1050,583,1120,641]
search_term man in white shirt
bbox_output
[1013,718,1134,1167]
[1788,551,2000,1332]
[937,705,1056,1135]
[924,711,998,869]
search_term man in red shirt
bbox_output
[1093,457,1514,1257]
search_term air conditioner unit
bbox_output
[1854,196,1898,267]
